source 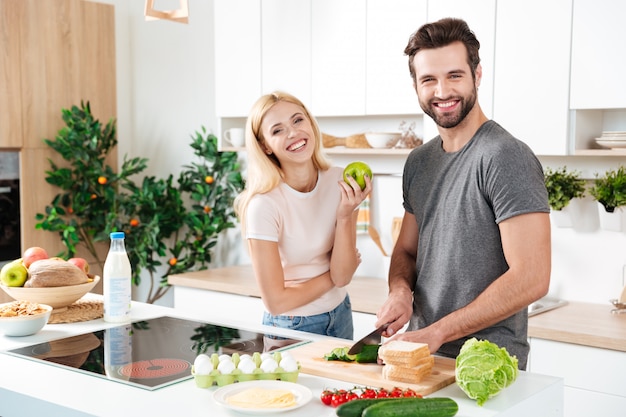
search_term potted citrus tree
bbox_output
[544,167,586,228]
[589,166,626,231]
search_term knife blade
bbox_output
[347,323,389,355]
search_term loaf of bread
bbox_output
[382,356,435,384]
[379,340,434,384]
[25,259,89,287]
[378,340,431,367]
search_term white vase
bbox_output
[597,203,624,232]
[550,207,573,228]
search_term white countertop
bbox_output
[0,296,563,417]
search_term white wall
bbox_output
[101,0,625,307]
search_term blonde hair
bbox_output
[234,91,331,233]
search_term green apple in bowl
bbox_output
[0,259,28,287]
[343,161,373,191]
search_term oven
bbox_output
[0,151,20,267]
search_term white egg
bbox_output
[260,352,272,361]
[237,358,257,374]
[260,357,279,373]
[239,354,252,362]
[280,351,293,360]
[193,354,213,375]
[279,357,298,372]
[218,354,231,363]
[217,359,236,374]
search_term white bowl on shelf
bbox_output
[364,132,401,148]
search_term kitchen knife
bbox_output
[347,323,389,355]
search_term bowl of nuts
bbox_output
[0,301,52,336]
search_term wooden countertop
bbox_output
[528,301,626,352]
[168,265,626,352]
[168,265,389,315]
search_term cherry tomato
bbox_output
[320,389,334,406]
[360,388,377,399]
[376,388,389,398]
[403,388,421,398]
[346,392,359,402]
[331,392,348,407]
[390,387,404,397]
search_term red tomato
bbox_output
[403,388,421,398]
[376,388,389,398]
[346,392,359,402]
[360,388,377,399]
[320,389,334,406]
[390,387,404,397]
[331,393,348,407]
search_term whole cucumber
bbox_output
[362,397,458,417]
[336,398,423,417]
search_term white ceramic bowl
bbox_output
[365,132,401,148]
[0,275,100,310]
[0,302,52,336]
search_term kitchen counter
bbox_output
[169,265,626,352]
[168,265,388,315]
[0,295,563,417]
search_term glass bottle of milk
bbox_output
[103,231,132,322]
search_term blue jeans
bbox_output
[262,295,353,339]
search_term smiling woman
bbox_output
[234,91,372,339]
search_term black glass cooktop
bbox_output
[4,316,310,390]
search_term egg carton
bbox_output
[192,351,300,388]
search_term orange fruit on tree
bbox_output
[204,175,214,184]
[98,176,107,185]
[168,257,177,266]
[203,206,211,214]
[130,218,140,227]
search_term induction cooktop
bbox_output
[4,316,311,390]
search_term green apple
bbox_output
[0,259,29,287]
[343,161,373,191]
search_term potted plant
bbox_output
[544,167,586,228]
[36,102,245,303]
[589,166,626,231]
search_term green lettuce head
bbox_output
[455,338,519,406]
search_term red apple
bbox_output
[68,257,90,275]
[22,246,49,269]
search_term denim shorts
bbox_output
[262,295,353,339]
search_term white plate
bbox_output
[595,139,626,149]
[213,380,312,414]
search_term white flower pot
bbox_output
[550,207,573,228]
[597,203,624,232]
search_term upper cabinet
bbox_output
[311,0,366,116]
[570,0,626,109]
[365,0,426,116]
[0,0,23,148]
[261,0,311,107]
[213,0,261,117]
[492,0,572,156]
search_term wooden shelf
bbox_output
[574,149,626,156]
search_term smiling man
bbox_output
[375,18,551,370]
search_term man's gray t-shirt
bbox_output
[402,120,549,368]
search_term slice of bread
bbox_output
[378,340,430,367]
[382,357,435,384]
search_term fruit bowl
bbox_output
[0,301,52,336]
[365,132,401,148]
[0,275,100,311]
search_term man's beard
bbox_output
[420,88,477,129]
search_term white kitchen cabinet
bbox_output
[365,0,426,116]
[492,0,572,155]
[529,338,626,416]
[424,0,497,142]
[261,0,311,106]
[311,0,366,116]
[213,0,261,117]
[570,0,626,109]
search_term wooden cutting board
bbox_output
[287,339,456,395]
